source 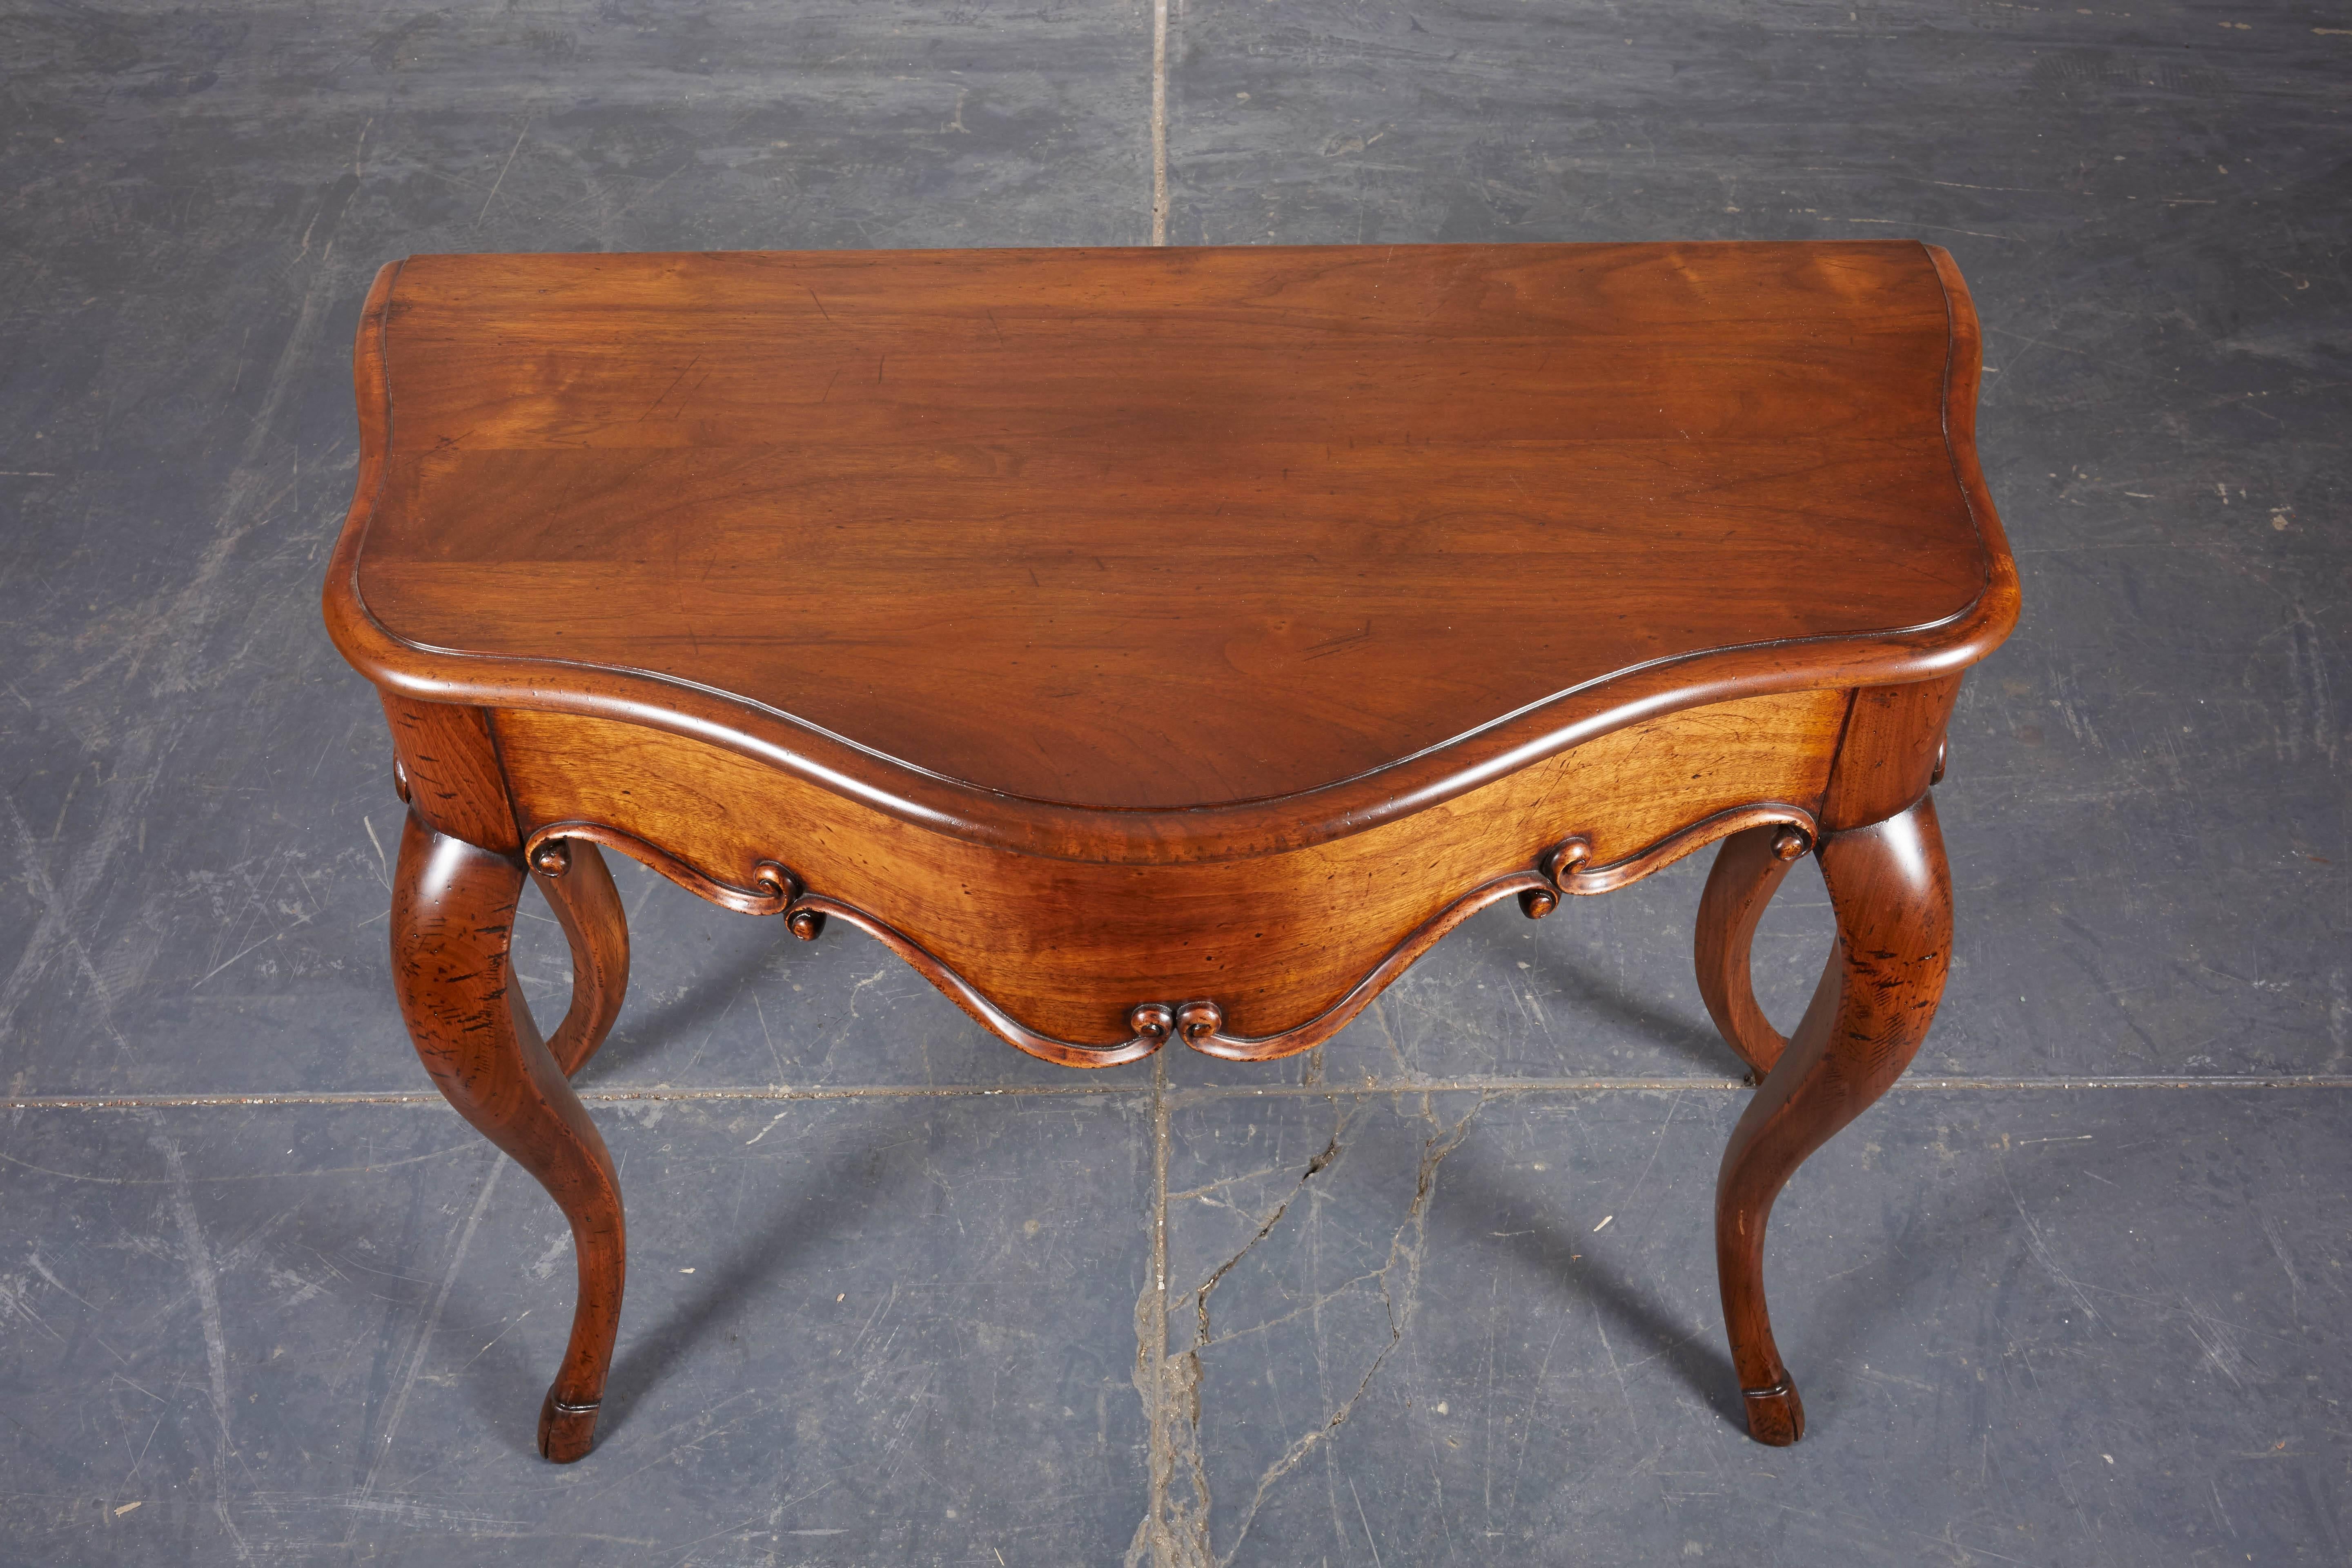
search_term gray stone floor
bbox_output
[1,2,2345,1563]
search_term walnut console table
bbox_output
[323,242,2017,1461]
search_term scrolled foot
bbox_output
[1713,795,1951,1447]
[394,814,626,1470]
[1741,1379,1806,1446]
[538,1388,601,1463]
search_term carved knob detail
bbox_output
[1174,1000,1225,1046]
[786,906,828,942]
[1517,886,1559,920]
[1931,737,1948,786]
[1127,1003,1176,1045]
[1544,837,1594,890]
[391,758,411,804]
[532,840,571,878]
[753,861,799,903]
[1770,826,1811,862]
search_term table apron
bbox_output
[460,686,1911,1060]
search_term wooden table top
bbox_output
[327,242,2015,844]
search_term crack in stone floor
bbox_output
[1126,1089,1491,1568]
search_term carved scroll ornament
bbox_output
[524,801,1819,1069]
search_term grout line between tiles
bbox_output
[1136,1043,1174,1557]
[1,1085,1134,1109]
[9,1074,2352,1111]
[1187,1074,2352,1094]
[1149,0,1169,243]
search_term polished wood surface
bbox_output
[1693,820,1811,1081]
[492,687,1842,1051]
[327,241,2016,855]
[1715,794,1953,1444]
[390,813,624,1462]
[325,242,2018,1460]
[531,840,630,1079]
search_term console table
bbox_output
[323,242,2017,1461]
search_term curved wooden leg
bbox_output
[392,812,625,1463]
[1714,795,1951,1445]
[1694,822,1812,1081]
[528,840,631,1078]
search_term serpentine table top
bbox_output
[324,241,2018,1462]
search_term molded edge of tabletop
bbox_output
[321,246,2020,868]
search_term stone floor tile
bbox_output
[1152,1084,2352,1565]
[0,1092,1153,1565]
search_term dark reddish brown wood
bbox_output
[492,697,1842,1053]
[1546,802,1815,898]
[379,695,518,853]
[1694,820,1815,1080]
[1820,675,1964,831]
[328,243,2020,1457]
[528,838,631,1078]
[325,244,2018,864]
[1715,793,1953,1445]
[390,812,624,1462]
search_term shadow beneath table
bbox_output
[448,1121,927,1460]
[595,1130,925,1446]
[560,920,791,1086]
[1437,1152,1745,1429]
[1357,887,1777,1082]
[1436,1131,2014,1441]
[1529,950,1743,1078]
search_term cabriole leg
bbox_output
[529,838,631,1078]
[391,812,626,1462]
[1693,822,1812,1080]
[1713,794,1951,1445]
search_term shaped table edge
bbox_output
[322,250,2021,869]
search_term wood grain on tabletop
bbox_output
[350,242,1996,814]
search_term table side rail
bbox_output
[488,689,1853,1061]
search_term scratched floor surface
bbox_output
[2,1,2348,1564]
